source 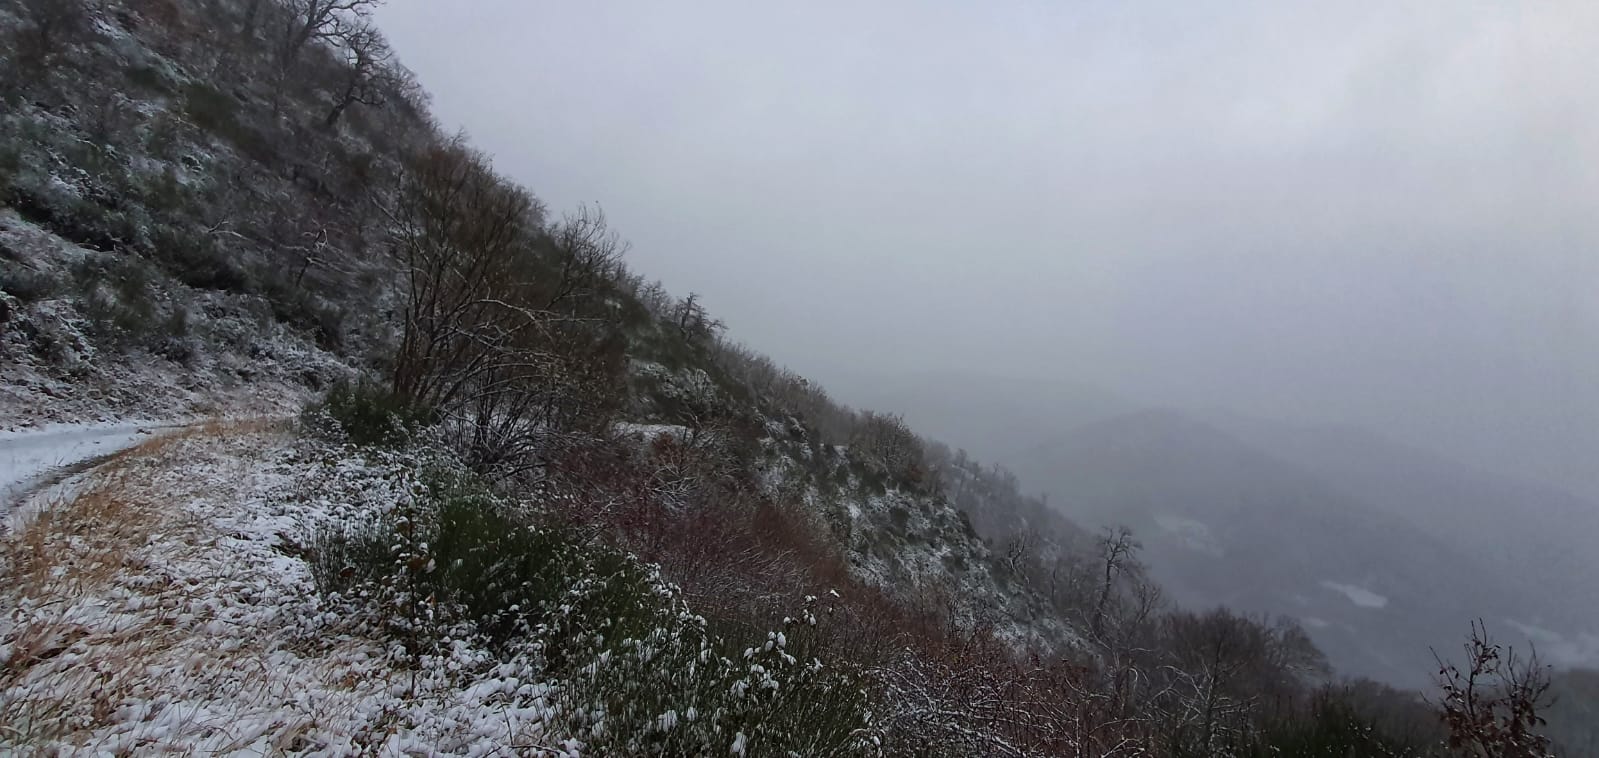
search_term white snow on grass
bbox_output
[0,422,579,756]
[1319,580,1389,609]
[613,422,689,443]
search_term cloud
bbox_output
[376,0,1599,497]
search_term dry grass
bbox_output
[0,418,289,748]
[1,422,245,599]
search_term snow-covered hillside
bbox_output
[1,421,883,755]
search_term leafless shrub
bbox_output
[852,411,929,486]
[386,143,631,474]
[1432,620,1554,758]
[276,0,381,67]
[322,18,401,128]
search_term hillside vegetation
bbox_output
[0,0,1567,755]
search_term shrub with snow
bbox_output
[312,456,882,756]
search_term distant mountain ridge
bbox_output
[1208,411,1599,666]
[851,368,1599,685]
[1013,408,1598,686]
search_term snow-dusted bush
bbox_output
[303,381,437,448]
[559,595,881,757]
[311,464,883,756]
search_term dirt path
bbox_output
[0,422,174,516]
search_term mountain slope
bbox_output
[1211,412,1599,661]
[1,0,1525,753]
[1020,409,1567,686]
[833,369,1131,467]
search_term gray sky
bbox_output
[376,0,1599,498]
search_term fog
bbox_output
[376,0,1599,500]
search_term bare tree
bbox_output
[323,19,400,128]
[1142,609,1333,754]
[544,204,627,309]
[385,146,637,473]
[1432,620,1554,758]
[278,0,381,67]
[851,411,927,485]
[875,636,1038,757]
[1002,528,1037,577]
[1089,526,1141,642]
[460,206,631,471]
[671,292,724,344]
[385,137,543,410]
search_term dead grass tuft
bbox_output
[0,418,284,746]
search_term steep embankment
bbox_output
[0,0,1071,653]
[0,421,881,755]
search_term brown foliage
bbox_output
[1433,620,1554,758]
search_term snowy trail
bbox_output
[1,425,578,754]
[0,420,171,514]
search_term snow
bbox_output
[0,419,169,521]
[0,425,581,756]
[1319,580,1389,609]
[1153,512,1225,557]
[0,210,350,431]
[613,422,690,443]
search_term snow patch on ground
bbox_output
[1153,512,1225,557]
[0,419,170,521]
[0,425,580,755]
[613,422,690,443]
[1320,580,1389,609]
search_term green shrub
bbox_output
[4,183,142,254]
[307,466,669,670]
[304,382,437,448]
[1243,695,1440,758]
[70,256,178,348]
[181,82,240,137]
[253,271,345,349]
[124,64,169,92]
[0,262,62,302]
[561,596,881,757]
[430,474,665,654]
[181,82,276,164]
[309,465,882,756]
[149,224,253,292]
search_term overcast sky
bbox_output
[375,0,1599,498]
